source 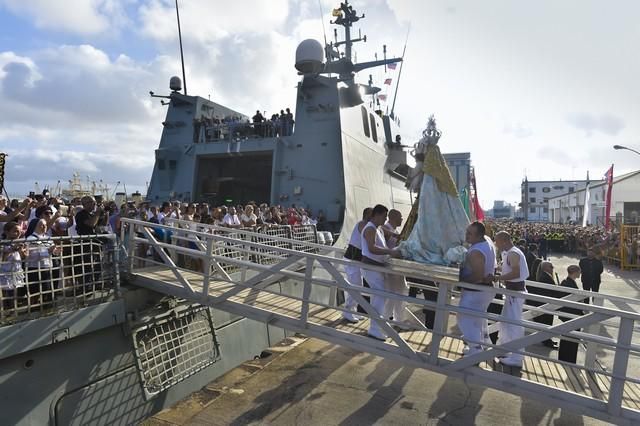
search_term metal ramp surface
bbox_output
[121,218,640,425]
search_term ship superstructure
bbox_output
[146,1,414,239]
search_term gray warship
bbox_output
[0,3,414,424]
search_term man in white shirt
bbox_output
[383,209,411,327]
[494,231,529,368]
[223,207,242,228]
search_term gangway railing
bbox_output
[120,218,640,425]
[0,233,119,326]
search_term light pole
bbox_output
[613,144,640,156]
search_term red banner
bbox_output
[604,164,613,229]
[470,169,485,221]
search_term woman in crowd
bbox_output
[1,221,28,311]
[240,205,257,227]
[25,218,62,307]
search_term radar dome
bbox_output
[295,39,324,74]
[169,76,182,92]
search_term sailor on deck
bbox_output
[458,221,496,356]
[494,231,529,368]
[360,204,402,341]
[342,207,372,323]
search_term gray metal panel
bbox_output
[0,300,125,361]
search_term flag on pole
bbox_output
[384,78,392,85]
[388,62,397,70]
[582,171,590,227]
[469,168,485,221]
[604,164,614,229]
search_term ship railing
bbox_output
[121,217,640,423]
[202,121,293,143]
[0,233,119,327]
[141,218,321,272]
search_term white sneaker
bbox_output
[367,329,388,341]
[394,320,422,331]
[497,356,522,368]
[464,345,483,357]
[342,312,361,323]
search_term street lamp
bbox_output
[613,144,640,156]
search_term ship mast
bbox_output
[325,2,402,85]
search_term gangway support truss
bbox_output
[121,218,640,425]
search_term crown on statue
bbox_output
[422,114,442,145]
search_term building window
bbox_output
[529,197,535,203]
[543,197,549,202]
[369,113,378,142]
[543,207,548,213]
[361,106,370,137]
[553,185,564,190]
[530,207,536,213]
[542,187,551,193]
[529,187,536,193]
[568,187,575,193]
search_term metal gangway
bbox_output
[120,218,640,425]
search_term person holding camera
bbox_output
[75,196,103,235]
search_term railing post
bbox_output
[299,257,314,326]
[607,317,634,416]
[201,239,214,298]
[127,221,136,273]
[429,282,450,364]
[585,296,604,369]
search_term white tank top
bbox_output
[361,221,388,263]
[348,220,364,248]
[501,246,529,282]
[465,240,496,278]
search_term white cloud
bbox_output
[0,0,130,35]
[138,0,289,43]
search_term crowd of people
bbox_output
[1,194,627,366]
[192,107,295,143]
[0,191,327,314]
[486,219,639,266]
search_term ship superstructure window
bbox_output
[158,160,166,170]
[369,113,378,142]
[361,106,370,137]
[169,160,177,170]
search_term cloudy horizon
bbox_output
[1,0,639,208]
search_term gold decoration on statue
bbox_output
[423,144,458,197]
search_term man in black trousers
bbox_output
[579,249,604,294]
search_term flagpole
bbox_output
[604,164,614,230]
[582,170,590,227]
[390,25,410,119]
[175,0,187,95]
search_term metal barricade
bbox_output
[0,234,119,326]
[290,225,319,254]
[621,225,640,270]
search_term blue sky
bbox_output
[1,0,639,208]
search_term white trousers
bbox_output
[385,273,408,322]
[361,268,387,337]
[457,289,495,349]
[343,262,363,313]
[498,292,526,362]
